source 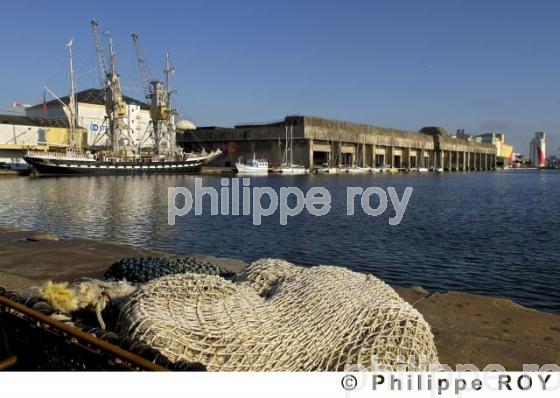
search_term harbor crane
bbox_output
[131,32,176,156]
[91,19,129,156]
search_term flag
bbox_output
[42,89,47,115]
[66,37,73,48]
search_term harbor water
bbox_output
[0,170,559,313]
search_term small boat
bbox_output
[279,165,307,174]
[435,168,444,173]
[384,166,399,173]
[316,167,341,174]
[418,167,429,172]
[0,162,31,176]
[346,166,370,174]
[279,124,307,174]
[370,167,382,173]
[236,155,269,175]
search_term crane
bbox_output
[91,20,108,90]
[91,19,128,156]
[131,32,175,156]
[131,33,153,101]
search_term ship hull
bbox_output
[24,156,204,176]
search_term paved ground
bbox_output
[1,226,558,370]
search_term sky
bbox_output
[1,0,560,155]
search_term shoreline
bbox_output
[1,225,559,369]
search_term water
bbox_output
[1,171,559,313]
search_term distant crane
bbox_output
[91,19,129,156]
[131,32,176,156]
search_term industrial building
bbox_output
[0,115,87,165]
[179,116,498,171]
[477,133,514,168]
[529,132,546,168]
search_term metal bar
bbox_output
[0,295,166,371]
[0,355,17,371]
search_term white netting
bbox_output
[118,259,439,371]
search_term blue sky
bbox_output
[1,0,559,155]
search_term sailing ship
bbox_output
[279,124,307,174]
[24,21,220,176]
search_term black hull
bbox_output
[24,157,203,176]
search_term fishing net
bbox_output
[118,259,439,371]
[104,256,236,284]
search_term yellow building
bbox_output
[477,133,514,167]
[0,115,86,164]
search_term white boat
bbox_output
[279,165,307,174]
[370,167,382,173]
[236,155,268,175]
[316,167,340,174]
[346,166,370,174]
[418,167,429,172]
[435,168,444,173]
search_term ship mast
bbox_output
[66,38,78,150]
[164,52,177,155]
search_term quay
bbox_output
[0,226,558,370]
[179,116,498,171]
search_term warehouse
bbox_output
[0,115,87,165]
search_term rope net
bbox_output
[118,259,439,371]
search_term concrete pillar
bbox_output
[308,139,314,169]
[406,148,411,168]
[451,151,455,170]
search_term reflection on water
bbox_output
[0,171,559,313]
